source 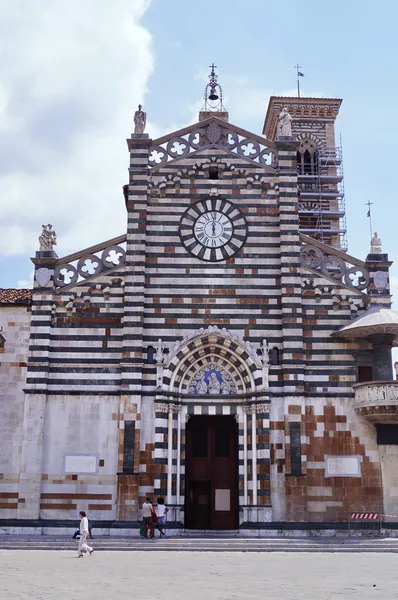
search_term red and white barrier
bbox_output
[350,513,379,520]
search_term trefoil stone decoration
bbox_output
[53,244,126,288]
[148,123,276,168]
[39,224,57,251]
[300,244,370,291]
[133,104,146,134]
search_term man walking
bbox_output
[142,497,154,539]
[78,511,94,557]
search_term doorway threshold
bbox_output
[182,529,240,537]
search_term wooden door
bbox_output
[185,416,238,530]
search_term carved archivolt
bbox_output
[164,325,263,370]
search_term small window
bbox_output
[0,333,5,349]
[303,150,312,175]
[209,166,219,180]
[270,347,279,365]
[192,426,208,457]
[296,151,302,175]
[146,346,155,364]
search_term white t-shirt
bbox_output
[142,502,152,518]
[156,504,166,518]
[80,516,89,534]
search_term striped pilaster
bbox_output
[121,134,152,396]
[26,253,58,393]
[275,139,305,394]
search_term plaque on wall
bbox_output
[325,455,361,478]
[64,453,99,475]
[215,489,231,511]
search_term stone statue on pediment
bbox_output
[39,224,57,251]
[277,107,292,137]
[134,104,146,134]
[370,232,382,254]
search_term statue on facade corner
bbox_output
[276,107,292,137]
[155,338,164,364]
[370,231,382,254]
[261,339,269,365]
[39,224,57,251]
[134,104,146,134]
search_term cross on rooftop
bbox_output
[209,63,217,76]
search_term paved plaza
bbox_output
[0,550,397,599]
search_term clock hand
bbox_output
[212,220,216,236]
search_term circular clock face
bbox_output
[179,198,248,262]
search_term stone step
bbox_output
[2,537,398,552]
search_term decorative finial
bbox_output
[202,63,226,113]
[133,104,146,134]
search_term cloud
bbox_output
[0,0,154,259]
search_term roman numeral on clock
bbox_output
[180,198,247,261]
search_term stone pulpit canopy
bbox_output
[332,306,398,346]
[333,307,398,423]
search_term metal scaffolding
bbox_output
[298,140,347,251]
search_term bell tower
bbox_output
[263,97,345,250]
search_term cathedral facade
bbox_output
[1,75,398,533]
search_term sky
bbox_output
[0,0,397,315]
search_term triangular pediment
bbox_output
[148,117,277,171]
